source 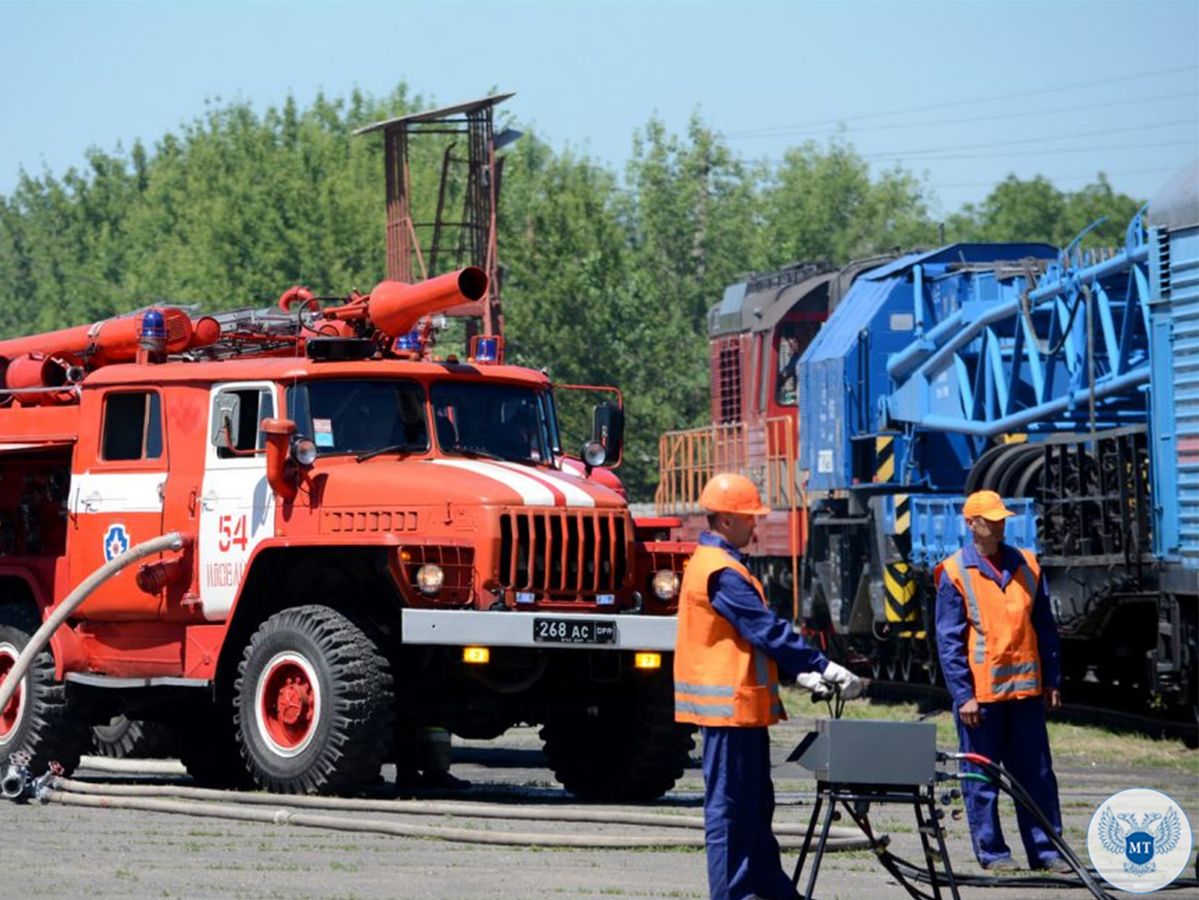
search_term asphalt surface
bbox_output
[2,712,1196,900]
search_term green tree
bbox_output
[946,173,1142,249]
[757,139,936,267]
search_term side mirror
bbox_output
[260,418,299,501]
[212,393,241,448]
[591,402,623,468]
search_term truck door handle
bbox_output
[201,491,218,512]
[83,492,102,513]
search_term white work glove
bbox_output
[795,671,834,700]
[821,661,864,700]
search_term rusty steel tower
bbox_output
[356,93,516,338]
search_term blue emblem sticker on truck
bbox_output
[103,523,130,562]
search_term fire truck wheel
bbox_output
[0,603,92,775]
[234,605,395,795]
[539,669,695,802]
[92,715,176,759]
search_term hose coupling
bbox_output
[1,752,32,802]
[32,761,63,803]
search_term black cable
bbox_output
[839,799,940,900]
[963,758,1113,899]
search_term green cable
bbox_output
[959,772,992,784]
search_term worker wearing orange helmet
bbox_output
[934,490,1068,874]
[675,472,863,900]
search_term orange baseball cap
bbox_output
[963,490,1016,521]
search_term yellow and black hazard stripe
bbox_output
[883,562,918,623]
[893,493,911,536]
[874,436,895,483]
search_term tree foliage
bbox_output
[946,173,1142,249]
[0,87,1145,500]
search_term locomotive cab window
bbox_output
[101,391,163,461]
[774,320,820,406]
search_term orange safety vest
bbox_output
[673,544,783,727]
[935,547,1043,703]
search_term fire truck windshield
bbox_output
[430,382,552,464]
[287,379,429,457]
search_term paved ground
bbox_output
[2,710,1196,900]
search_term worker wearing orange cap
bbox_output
[934,489,1068,874]
[675,472,863,900]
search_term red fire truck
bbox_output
[0,268,693,798]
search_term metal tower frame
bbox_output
[356,93,515,336]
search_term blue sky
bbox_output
[2,1,1197,216]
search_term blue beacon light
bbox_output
[139,308,167,355]
[475,337,498,363]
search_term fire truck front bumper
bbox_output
[400,609,677,651]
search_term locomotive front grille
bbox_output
[498,511,629,595]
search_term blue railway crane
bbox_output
[795,163,1197,731]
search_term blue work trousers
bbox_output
[701,726,799,900]
[954,696,1063,867]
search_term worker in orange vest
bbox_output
[934,490,1070,874]
[675,473,863,900]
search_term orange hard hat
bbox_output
[963,490,1016,521]
[700,473,770,516]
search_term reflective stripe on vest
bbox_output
[954,551,988,665]
[938,546,1043,703]
[672,544,783,728]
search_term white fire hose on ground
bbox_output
[36,775,873,850]
[0,529,872,850]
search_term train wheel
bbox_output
[235,605,395,795]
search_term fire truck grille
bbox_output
[498,511,629,595]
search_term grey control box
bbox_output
[788,719,937,786]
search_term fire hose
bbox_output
[15,772,872,850]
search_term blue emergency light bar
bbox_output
[392,329,423,353]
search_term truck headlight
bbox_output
[291,436,318,466]
[580,441,607,467]
[652,570,679,601]
[416,564,444,596]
